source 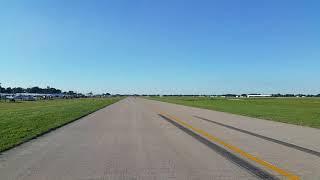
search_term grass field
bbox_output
[0,98,122,152]
[148,96,320,128]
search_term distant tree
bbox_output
[223,94,237,97]
[12,87,24,93]
[27,87,41,93]
[284,94,295,97]
[46,86,61,94]
[272,93,282,97]
[5,87,13,93]
[0,84,68,95]
[0,83,5,94]
[66,91,76,95]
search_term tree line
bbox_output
[0,84,78,95]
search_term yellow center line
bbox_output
[159,112,300,180]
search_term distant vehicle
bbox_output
[9,95,36,101]
[20,95,36,101]
[4,95,16,102]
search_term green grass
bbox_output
[148,96,320,128]
[0,98,122,152]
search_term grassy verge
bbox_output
[148,96,320,128]
[0,97,122,152]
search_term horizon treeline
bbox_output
[0,85,76,95]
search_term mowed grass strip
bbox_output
[148,97,320,128]
[0,98,122,152]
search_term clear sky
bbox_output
[1,0,319,94]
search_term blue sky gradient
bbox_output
[1,0,319,94]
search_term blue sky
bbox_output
[1,0,319,94]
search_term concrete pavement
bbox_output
[0,97,319,179]
[142,98,320,179]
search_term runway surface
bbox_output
[1,97,319,179]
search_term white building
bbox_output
[247,94,272,98]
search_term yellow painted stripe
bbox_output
[160,112,300,180]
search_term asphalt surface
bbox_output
[0,97,319,179]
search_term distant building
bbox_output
[247,94,271,98]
